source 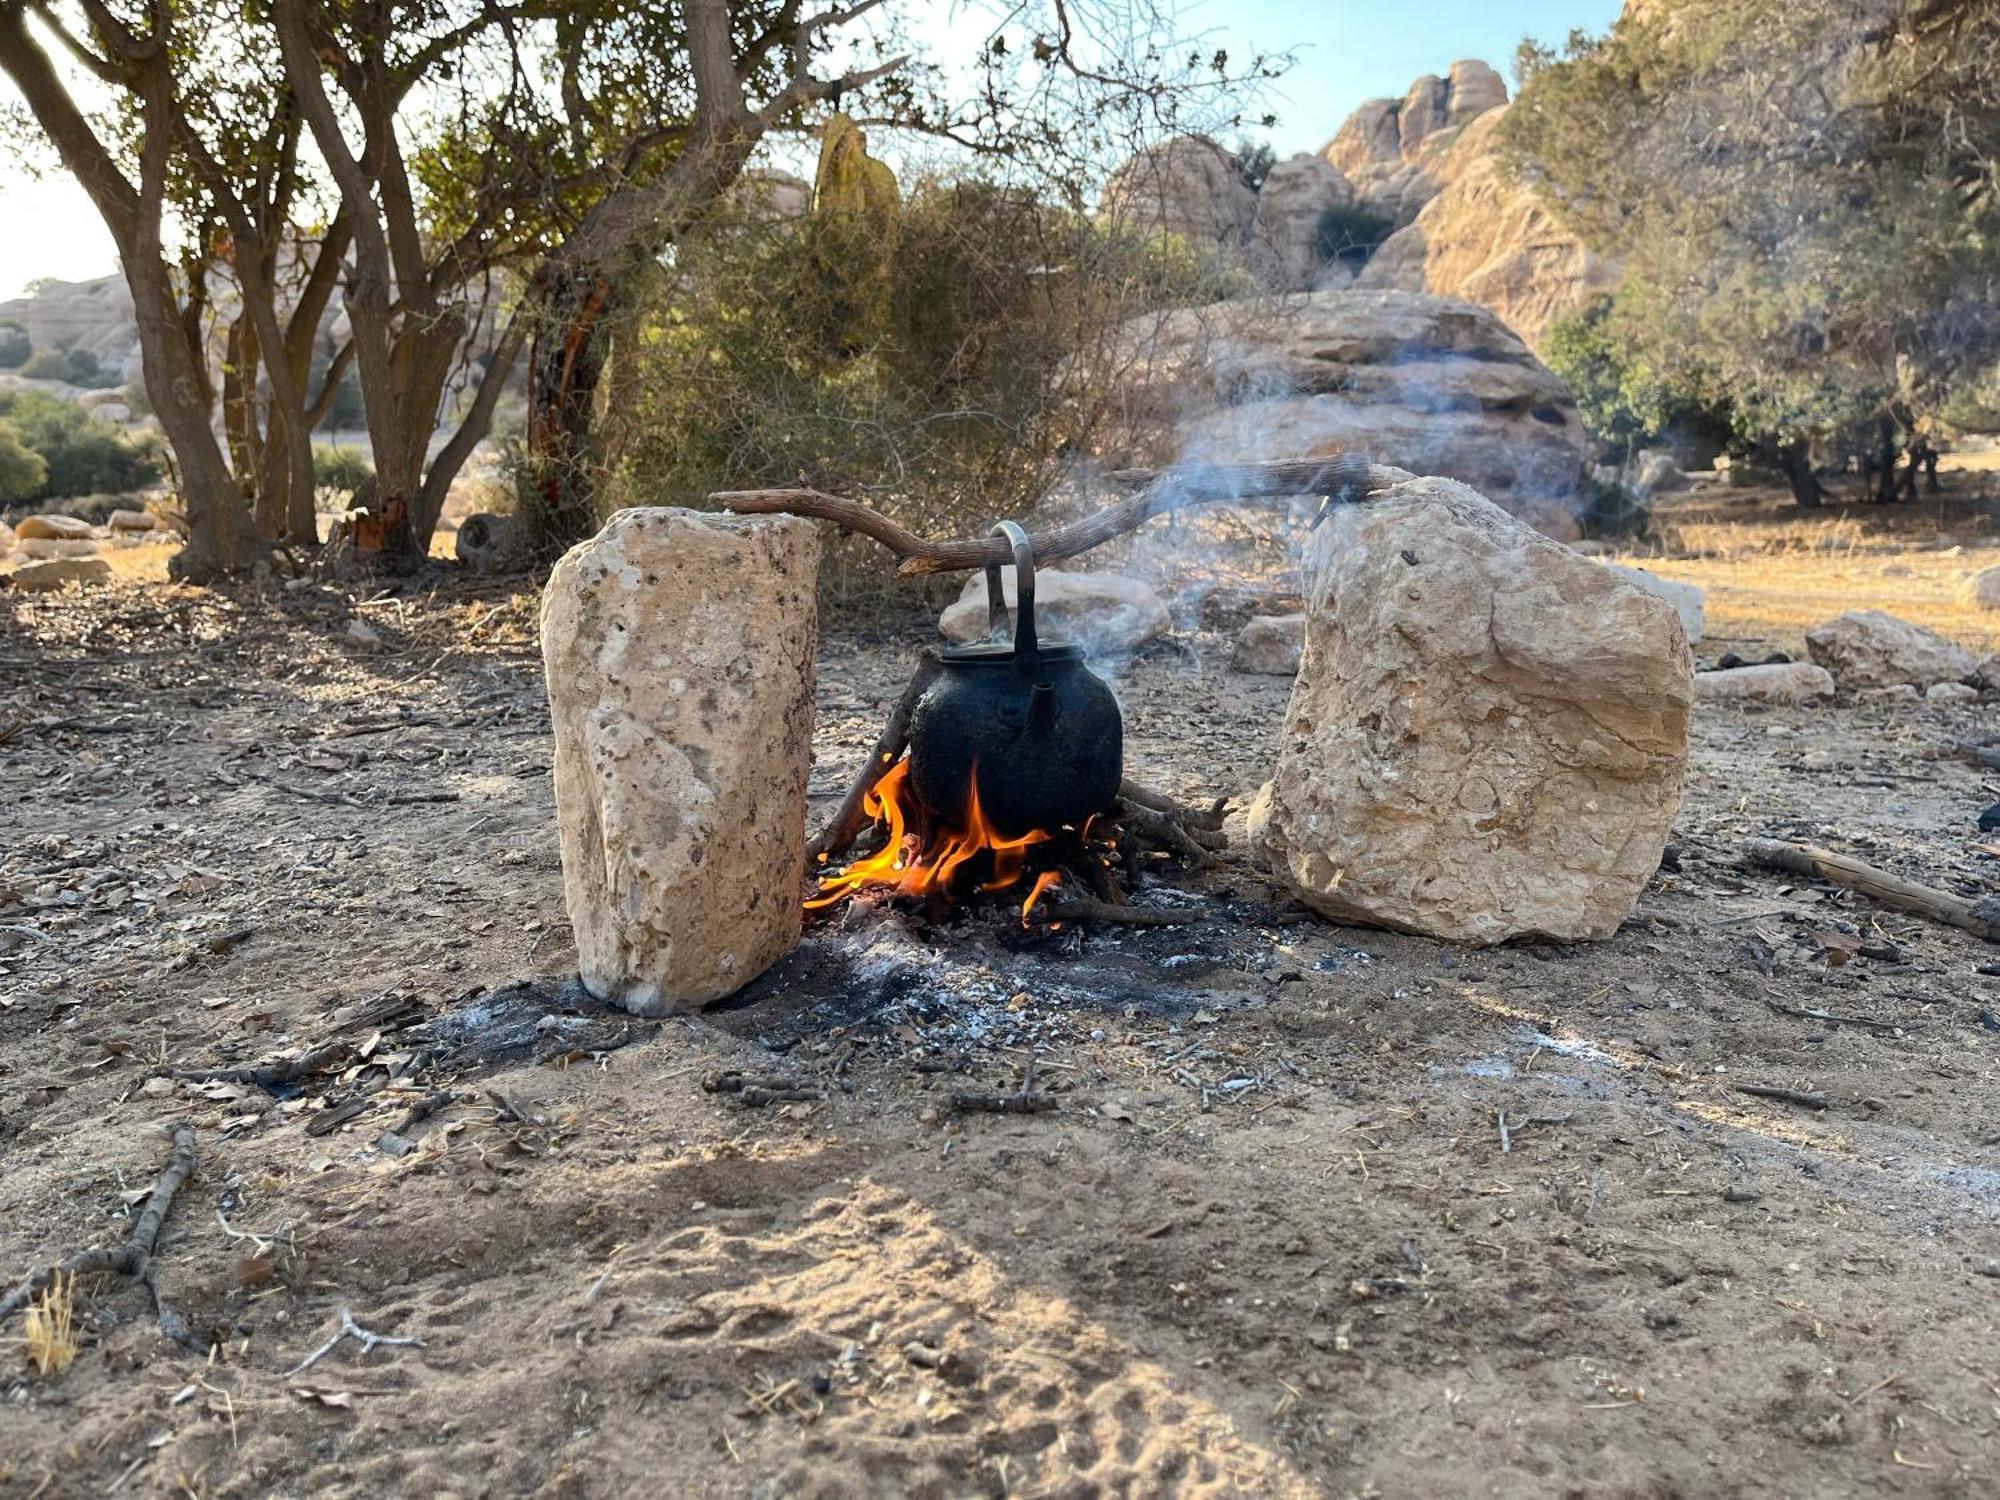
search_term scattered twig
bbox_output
[0,1124,197,1345]
[1766,1000,1915,1036]
[174,1039,353,1087]
[1037,898,1194,927]
[286,1307,424,1376]
[1742,839,2000,943]
[1497,1109,1514,1154]
[1736,1083,1830,1110]
[702,1070,823,1106]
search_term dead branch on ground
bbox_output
[1743,838,2000,943]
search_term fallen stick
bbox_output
[174,1039,354,1087]
[287,1307,424,1375]
[1742,838,2000,943]
[951,1090,1059,1114]
[809,650,942,865]
[1116,799,1224,866]
[715,455,1384,577]
[1118,779,1227,831]
[1039,898,1195,927]
[1736,1083,1829,1110]
[0,1124,197,1342]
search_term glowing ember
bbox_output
[807,758,1065,923]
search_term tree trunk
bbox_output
[1777,439,1823,507]
[1873,417,1901,502]
[523,265,616,555]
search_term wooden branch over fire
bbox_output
[712,454,1389,577]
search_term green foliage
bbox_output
[0,388,160,499]
[1543,298,1735,458]
[1502,0,2000,491]
[0,320,28,369]
[15,344,118,387]
[1315,205,1394,267]
[312,443,374,497]
[0,423,48,503]
[605,173,1244,603]
[1233,139,1277,192]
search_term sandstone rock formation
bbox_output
[0,275,140,382]
[1248,154,1354,291]
[1101,137,1255,252]
[1230,613,1306,675]
[16,513,96,540]
[1804,611,1977,691]
[542,509,821,1013]
[940,568,1168,656]
[1957,565,2000,612]
[1693,662,1835,705]
[1248,473,1691,944]
[1102,288,1591,537]
[1353,107,1618,349]
[1604,563,1704,643]
[1321,60,1509,229]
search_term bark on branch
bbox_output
[714,455,1388,576]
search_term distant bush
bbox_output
[0,321,28,369]
[15,344,119,387]
[1315,204,1395,267]
[0,424,48,503]
[0,387,160,498]
[312,443,374,497]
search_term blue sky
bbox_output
[0,0,1622,299]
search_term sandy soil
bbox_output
[3,526,2000,1499]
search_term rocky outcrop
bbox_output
[1101,288,1591,538]
[1101,137,1256,251]
[939,568,1168,656]
[1354,107,1618,349]
[1321,60,1509,229]
[1693,663,1835,705]
[0,275,139,382]
[542,508,821,1013]
[1248,154,1354,291]
[1230,613,1306,675]
[1804,611,1977,691]
[1247,473,1691,944]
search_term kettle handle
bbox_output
[985,520,1039,669]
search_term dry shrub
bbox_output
[23,1271,78,1377]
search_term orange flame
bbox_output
[807,758,1057,921]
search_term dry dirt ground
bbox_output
[3,502,2000,1499]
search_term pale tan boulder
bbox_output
[542,508,821,1014]
[1804,610,1975,690]
[1231,613,1306,675]
[939,568,1168,655]
[1248,475,1692,944]
[1100,136,1255,251]
[1926,681,1980,705]
[1249,154,1354,290]
[1694,663,1835,705]
[18,536,100,560]
[1957,565,2000,612]
[107,508,157,531]
[1604,563,1704,643]
[7,556,111,590]
[16,513,96,541]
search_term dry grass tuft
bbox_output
[23,1272,79,1377]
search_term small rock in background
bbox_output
[7,556,112,591]
[1980,802,2000,832]
[1804,609,1976,690]
[1974,654,2000,690]
[1630,449,1688,500]
[18,536,100,560]
[15,513,97,541]
[940,568,1168,656]
[1957,565,2000,612]
[1231,613,1306,675]
[107,508,157,532]
[1926,681,1979,704]
[1695,663,1836,704]
[345,619,383,648]
[1605,563,1704,644]
[1858,684,1919,704]
[456,511,529,574]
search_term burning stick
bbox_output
[714,455,1385,577]
[809,649,942,865]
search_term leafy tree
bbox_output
[0,421,46,502]
[1501,0,2000,504]
[0,320,28,369]
[1542,297,1734,463]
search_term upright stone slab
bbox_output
[542,509,821,1012]
[1248,475,1692,944]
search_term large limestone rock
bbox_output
[1249,154,1354,291]
[1102,288,1591,536]
[1248,474,1691,944]
[1231,613,1306,675]
[16,513,96,541]
[0,274,140,381]
[6,556,112,590]
[1101,136,1255,251]
[1604,563,1704,643]
[1957,565,2000,611]
[940,568,1167,655]
[542,509,821,1013]
[1804,610,1976,690]
[1693,663,1834,705]
[1355,107,1619,349]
